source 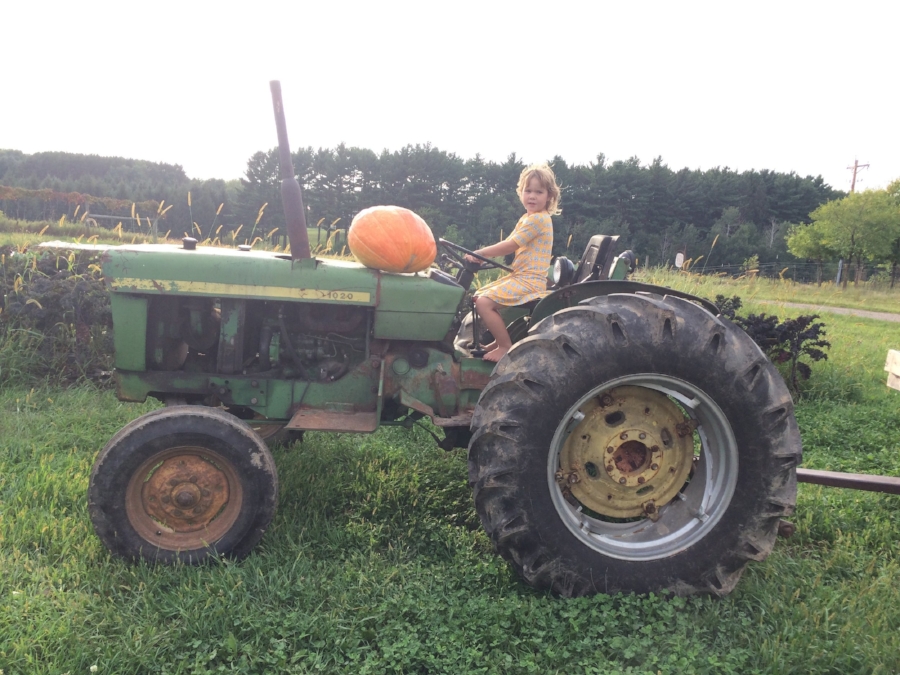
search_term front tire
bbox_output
[468,293,800,596]
[89,406,278,564]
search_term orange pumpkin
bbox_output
[348,205,437,273]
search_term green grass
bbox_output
[0,388,755,674]
[2,250,900,672]
[636,267,900,314]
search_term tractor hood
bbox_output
[100,244,464,342]
[102,244,378,305]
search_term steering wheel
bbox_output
[438,238,514,273]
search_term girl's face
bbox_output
[521,177,550,214]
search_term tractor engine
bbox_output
[146,296,369,384]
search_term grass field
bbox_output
[2,298,899,673]
[634,267,900,315]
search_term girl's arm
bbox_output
[466,239,519,262]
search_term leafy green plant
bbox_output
[713,294,743,319]
[735,313,830,393]
[741,254,759,274]
[714,294,830,394]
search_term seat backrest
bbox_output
[574,235,619,283]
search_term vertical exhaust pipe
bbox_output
[269,80,311,260]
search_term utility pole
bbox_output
[847,159,870,193]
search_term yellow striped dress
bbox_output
[476,211,553,306]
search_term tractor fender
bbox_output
[529,280,720,327]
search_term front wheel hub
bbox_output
[125,446,243,550]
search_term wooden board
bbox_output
[886,349,900,392]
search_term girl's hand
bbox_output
[469,240,519,260]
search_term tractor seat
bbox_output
[574,234,620,283]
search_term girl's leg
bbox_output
[471,295,496,352]
[474,295,512,362]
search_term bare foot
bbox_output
[483,346,509,362]
[481,340,497,351]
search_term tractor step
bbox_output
[286,408,378,433]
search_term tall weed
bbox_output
[0,246,112,386]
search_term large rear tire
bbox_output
[89,406,278,564]
[468,293,800,596]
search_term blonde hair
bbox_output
[516,163,562,216]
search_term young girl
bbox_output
[465,163,561,362]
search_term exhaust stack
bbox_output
[269,80,311,260]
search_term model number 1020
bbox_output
[317,290,360,301]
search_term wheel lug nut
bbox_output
[619,477,626,484]
[606,446,614,454]
[620,432,628,440]
[651,463,659,471]
[639,433,646,440]
[606,465,614,473]
[637,477,646,484]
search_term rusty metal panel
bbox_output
[460,365,492,390]
[431,364,459,417]
[286,408,378,432]
[431,413,473,427]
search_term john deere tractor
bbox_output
[86,82,800,597]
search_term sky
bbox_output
[2,0,897,194]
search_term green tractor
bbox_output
[87,82,800,597]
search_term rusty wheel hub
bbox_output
[125,446,242,550]
[558,385,695,519]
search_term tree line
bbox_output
[1,146,844,267]
[787,180,900,286]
